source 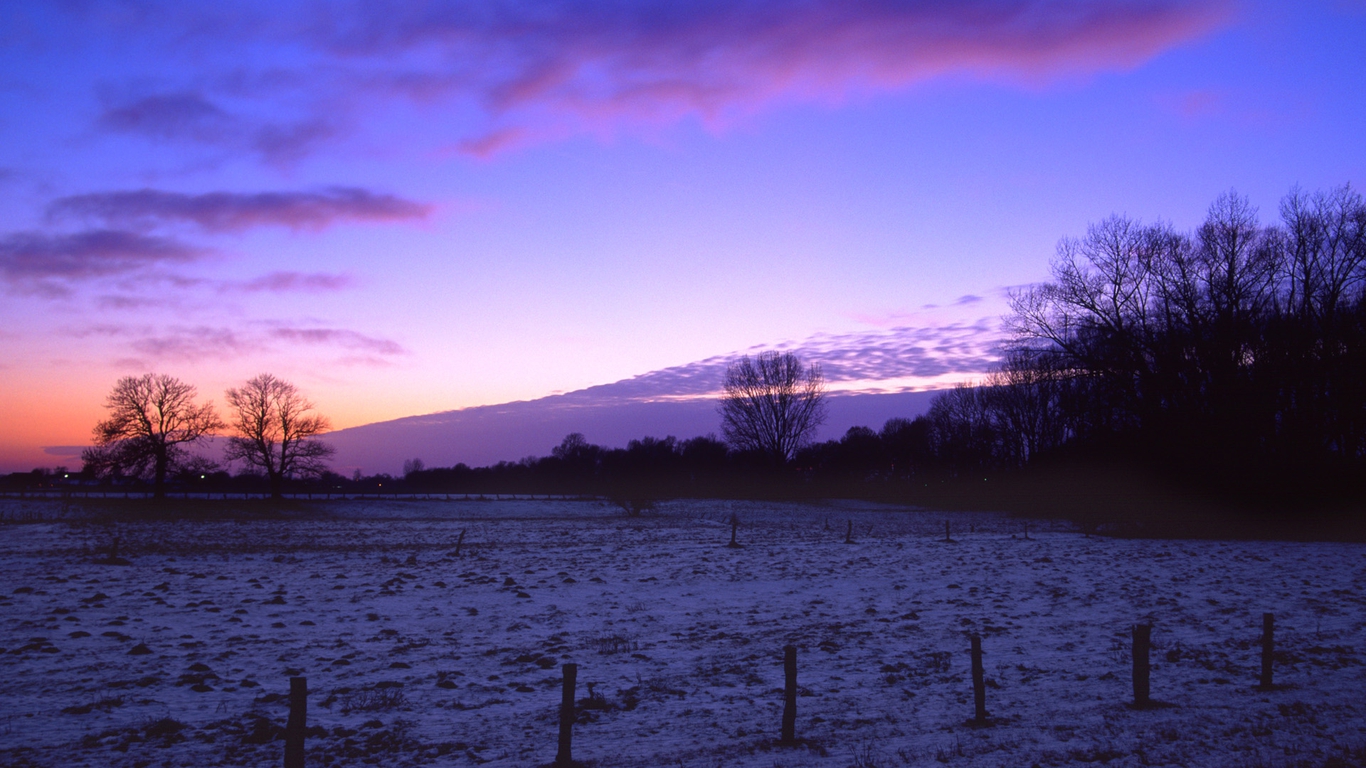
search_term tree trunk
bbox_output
[153,454,168,499]
[270,472,283,500]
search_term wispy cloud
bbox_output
[61,1,1231,161]
[96,295,164,311]
[131,326,249,361]
[97,91,337,166]
[49,187,432,233]
[798,320,1002,383]
[98,92,233,141]
[247,120,338,167]
[318,0,1232,156]
[0,229,203,294]
[88,321,407,364]
[269,327,406,356]
[233,271,353,293]
[99,270,355,297]
[570,321,1003,403]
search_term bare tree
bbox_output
[981,351,1070,466]
[82,373,223,498]
[1279,183,1366,325]
[223,374,334,498]
[926,382,997,468]
[718,351,827,464]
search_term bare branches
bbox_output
[224,373,334,497]
[1279,184,1366,324]
[82,373,223,497]
[718,351,827,464]
[994,183,1366,494]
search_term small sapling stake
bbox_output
[945,520,952,542]
[844,520,854,544]
[284,676,307,768]
[781,645,797,744]
[727,514,741,548]
[454,529,466,557]
[1132,624,1151,707]
[556,663,577,766]
[970,634,987,723]
[1260,613,1275,689]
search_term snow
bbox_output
[1,498,1363,767]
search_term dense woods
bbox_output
[977,185,1366,503]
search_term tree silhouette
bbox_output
[989,183,1366,500]
[223,374,334,498]
[718,351,827,464]
[82,373,223,498]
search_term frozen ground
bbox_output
[1,498,1364,768]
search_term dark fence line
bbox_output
[1132,624,1152,708]
[0,491,602,502]
[273,615,1287,766]
[970,634,988,723]
[284,677,306,768]
[556,663,577,767]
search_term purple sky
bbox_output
[1,1,1363,472]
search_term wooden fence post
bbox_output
[945,520,951,542]
[844,520,854,544]
[454,529,466,557]
[970,634,988,723]
[1260,613,1275,689]
[556,663,577,766]
[284,676,306,768]
[781,645,797,744]
[727,514,741,548]
[1132,624,1151,707]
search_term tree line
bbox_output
[406,184,1366,514]
[401,350,833,501]
[29,183,1361,517]
[78,372,333,499]
[940,185,1366,505]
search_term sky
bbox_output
[1,0,1364,473]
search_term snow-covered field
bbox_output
[1,498,1363,767]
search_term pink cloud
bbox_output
[270,327,406,356]
[131,326,250,361]
[567,321,1002,403]
[453,127,533,160]
[49,187,433,233]
[97,295,164,310]
[53,2,1233,163]
[235,271,354,293]
[112,323,406,363]
[0,229,203,294]
[320,0,1232,155]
